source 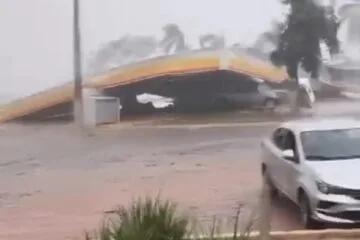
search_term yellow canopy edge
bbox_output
[0,52,288,123]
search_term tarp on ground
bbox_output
[0,49,288,123]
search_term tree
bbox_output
[269,0,339,111]
[270,0,339,82]
[198,34,225,50]
[88,35,158,74]
[246,21,285,61]
[254,20,285,53]
[159,23,188,54]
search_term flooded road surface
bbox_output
[0,99,359,240]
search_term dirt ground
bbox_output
[0,122,303,240]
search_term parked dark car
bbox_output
[213,82,279,110]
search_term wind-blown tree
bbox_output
[244,21,285,61]
[88,35,157,74]
[254,20,285,53]
[270,0,339,82]
[199,34,225,50]
[269,0,339,111]
[159,23,188,54]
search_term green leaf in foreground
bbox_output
[93,196,190,240]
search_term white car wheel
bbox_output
[263,169,278,198]
[299,194,322,229]
[299,197,309,227]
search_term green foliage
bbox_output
[89,196,190,240]
[199,34,225,50]
[270,0,339,81]
[86,197,258,240]
[255,20,285,48]
[159,24,187,54]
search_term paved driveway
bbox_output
[2,99,360,239]
[0,122,303,240]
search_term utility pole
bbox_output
[259,177,271,240]
[73,0,83,126]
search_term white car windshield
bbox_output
[301,128,360,160]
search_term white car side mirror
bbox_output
[282,149,295,160]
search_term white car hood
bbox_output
[307,159,360,189]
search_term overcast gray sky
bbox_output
[0,0,284,100]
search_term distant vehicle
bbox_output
[214,82,280,110]
[261,118,360,228]
[172,78,280,111]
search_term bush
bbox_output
[86,196,258,240]
[86,196,190,240]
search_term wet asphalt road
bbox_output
[1,99,360,240]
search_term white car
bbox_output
[261,118,360,228]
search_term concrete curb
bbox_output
[100,121,280,130]
[187,229,360,239]
[134,121,280,129]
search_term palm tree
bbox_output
[245,21,285,62]
[88,35,157,74]
[254,21,285,53]
[198,34,225,50]
[159,23,188,54]
[270,0,339,111]
[271,0,339,81]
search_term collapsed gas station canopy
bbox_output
[0,49,288,123]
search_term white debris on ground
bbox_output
[299,77,316,105]
[136,93,175,108]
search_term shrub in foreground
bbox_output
[86,196,257,240]
[86,196,190,240]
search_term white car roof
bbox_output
[280,117,360,133]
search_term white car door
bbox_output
[266,128,289,193]
[280,129,301,201]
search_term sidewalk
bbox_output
[101,110,289,130]
[101,99,360,130]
